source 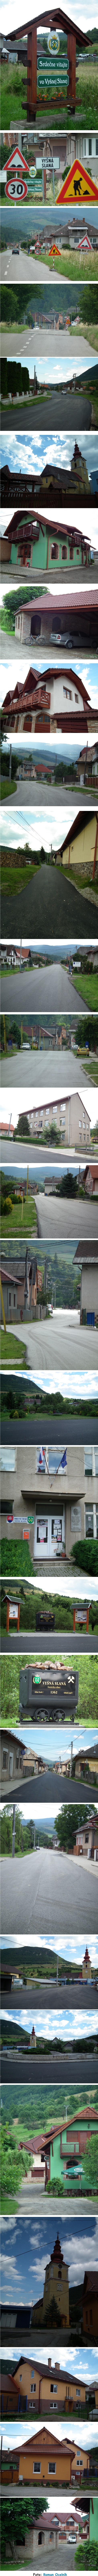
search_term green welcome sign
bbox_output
[37,31,69,95]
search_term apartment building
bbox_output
[0,1436,98,1562]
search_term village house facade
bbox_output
[22,2106,98,2197]
[20,1089,91,1149]
[0,512,93,583]
[0,2423,94,2488]
[75,1815,98,1861]
[0,1434,98,1564]
[1,2350,98,2420]
[1,662,97,737]
[13,591,97,656]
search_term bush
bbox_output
[0,356,7,399]
[72,1540,98,1573]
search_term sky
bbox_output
[1,1934,98,1965]
[1,1077,98,1120]
[1,1721,98,1760]
[1,654,98,709]
[1,344,98,386]
[1,2338,98,2383]
[1,1,98,39]
[1,1370,98,1417]
[1,430,98,477]
[0,933,96,954]
[1,2003,98,2038]
[1,504,98,544]
[1,2209,98,2303]
[1,1797,98,1825]
[0,802,95,852]
[1,2417,98,2455]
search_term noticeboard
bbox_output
[37,31,68,94]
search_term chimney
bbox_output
[48,2358,51,2368]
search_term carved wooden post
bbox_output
[67,23,76,104]
[27,20,37,119]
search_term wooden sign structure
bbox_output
[7,7,90,121]
[6,1598,20,1629]
[57,155,98,203]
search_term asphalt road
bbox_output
[2,1773,96,1810]
[2,1632,98,1656]
[1,1849,98,1932]
[1,2048,98,2085]
[12,781,97,816]
[26,1192,98,1243]
[1,865,98,944]
[1,1044,89,1095]
[1,321,94,371]
[3,1313,98,1371]
[1,1981,97,2010]
[0,963,95,1016]
[0,394,93,429]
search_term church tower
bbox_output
[71,441,90,494]
[82,1945,91,1982]
[43,2231,69,2329]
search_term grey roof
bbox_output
[0,1256,37,1284]
[75,1241,98,1263]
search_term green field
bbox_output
[0,56,98,126]
[0,779,17,803]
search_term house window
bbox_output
[84,1447,92,1472]
[33,2462,41,2474]
[0,1448,16,1473]
[2,1748,8,1769]
[63,686,72,700]
[62,545,67,559]
[48,2463,56,2475]
[9,1754,13,1776]
[9,1292,11,1306]
[85,1508,94,1533]
[51,543,58,561]
[13,1293,16,1308]
[30,2378,36,2389]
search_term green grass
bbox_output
[0,861,36,899]
[0,779,17,803]
[73,971,98,1007]
[0,59,98,125]
[0,1328,26,1369]
[0,1198,37,1237]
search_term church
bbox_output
[0,442,92,510]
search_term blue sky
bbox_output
[2,1721,98,1760]
[0,932,96,955]
[1,2339,98,2385]
[1,1935,98,1965]
[1,431,98,477]
[1,2210,98,2302]
[1,2417,98,2455]
[1,2003,98,2039]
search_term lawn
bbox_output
[0,1198,37,1237]
[73,971,98,1007]
[0,779,17,802]
[1,1651,98,1729]
[0,1328,26,1369]
[0,57,98,126]
[0,860,36,900]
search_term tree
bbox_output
[76,2550,98,2568]
[14,1114,31,1139]
[0,357,7,399]
[0,2498,48,2563]
[55,1803,89,1851]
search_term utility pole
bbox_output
[70,1741,73,1777]
[56,1954,58,1986]
[12,1803,15,1857]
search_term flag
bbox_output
[38,1446,45,1467]
[55,1448,67,1474]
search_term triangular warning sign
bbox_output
[3,146,29,178]
[57,156,98,203]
